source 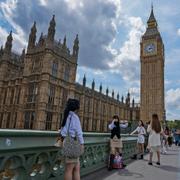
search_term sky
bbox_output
[0,0,179,120]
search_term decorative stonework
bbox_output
[0,15,140,132]
[140,7,165,122]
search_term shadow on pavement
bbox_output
[118,169,144,178]
[156,165,180,173]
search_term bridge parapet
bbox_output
[0,130,137,180]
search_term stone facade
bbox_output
[0,15,140,132]
[140,7,165,123]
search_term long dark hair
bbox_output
[61,98,80,127]
[151,114,161,133]
[139,120,144,127]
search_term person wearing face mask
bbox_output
[108,115,128,170]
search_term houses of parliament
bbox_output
[0,7,165,132]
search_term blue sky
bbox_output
[0,0,179,120]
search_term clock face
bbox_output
[144,43,155,53]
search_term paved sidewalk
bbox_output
[82,145,180,180]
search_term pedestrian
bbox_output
[164,126,171,148]
[60,98,84,180]
[147,114,163,165]
[160,130,167,154]
[108,115,128,170]
[130,120,146,159]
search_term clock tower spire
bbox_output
[140,6,165,123]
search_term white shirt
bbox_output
[60,111,84,144]
[108,121,128,130]
[131,126,146,137]
[147,125,162,146]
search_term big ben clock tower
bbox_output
[140,6,165,123]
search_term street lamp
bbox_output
[163,110,166,128]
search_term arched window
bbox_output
[27,83,38,102]
[64,65,70,81]
[52,61,58,77]
[24,111,35,129]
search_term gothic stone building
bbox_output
[140,7,165,123]
[0,15,140,132]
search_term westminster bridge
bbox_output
[0,130,180,180]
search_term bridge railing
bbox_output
[0,129,137,180]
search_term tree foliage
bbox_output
[167,120,180,129]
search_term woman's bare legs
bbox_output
[138,144,141,154]
[73,162,80,180]
[141,144,144,154]
[157,151,160,163]
[149,151,153,163]
[64,163,75,180]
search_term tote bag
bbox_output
[62,115,82,158]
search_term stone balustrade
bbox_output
[0,129,137,180]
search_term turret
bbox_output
[63,35,66,49]
[92,79,95,90]
[21,48,25,62]
[117,93,119,101]
[2,31,13,60]
[0,46,3,57]
[132,98,135,107]
[83,74,86,87]
[121,95,124,103]
[112,90,114,98]
[27,22,37,51]
[126,91,130,106]
[73,34,79,58]
[99,83,102,93]
[147,4,157,28]
[47,15,56,42]
[106,87,109,96]
[38,32,44,46]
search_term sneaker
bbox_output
[148,162,153,165]
[156,162,160,165]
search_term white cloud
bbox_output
[0,27,8,46]
[177,29,180,36]
[0,0,27,52]
[1,0,179,120]
[166,88,180,119]
[108,16,145,83]
[129,87,140,103]
[166,88,180,108]
[38,0,48,6]
[75,72,80,83]
[165,79,172,85]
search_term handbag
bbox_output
[113,155,123,169]
[62,115,82,158]
[110,135,123,148]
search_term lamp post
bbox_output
[163,110,166,129]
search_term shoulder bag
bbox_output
[62,115,82,158]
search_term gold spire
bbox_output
[147,4,157,28]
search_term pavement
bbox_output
[82,145,180,180]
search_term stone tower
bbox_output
[140,6,165,122]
